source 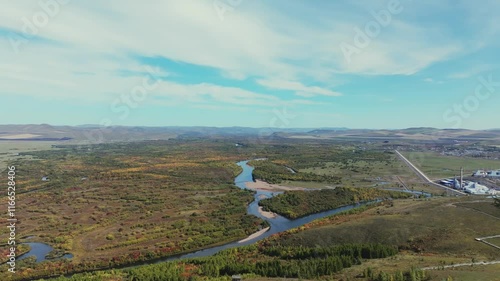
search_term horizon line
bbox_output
[0,124,499,131]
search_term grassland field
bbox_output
[1,138,499,280]
[401,151,500,180]
[0,141,58,172]
[273,196,500,280]
[253,149,452,196]
[484,237,500,247]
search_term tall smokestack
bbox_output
[460,167,464,189]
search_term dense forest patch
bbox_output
[259,187,412,219]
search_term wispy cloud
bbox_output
[448,65,494,79]
[256,79,342,97]
[150,81,322,108]
[0,1,499,128]
[423,78,444,84]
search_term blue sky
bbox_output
[0,0,499,129]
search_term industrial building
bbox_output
[442,178,499,195]
[473,169,500,178]
[486,170,500,177]
[438,167,500,195]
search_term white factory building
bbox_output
[441,179,499,195]
[462,182,492,195]
[486,170,500,177]
[439,167,500,195]
[473,169,500,178]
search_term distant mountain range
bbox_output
[0,124,499,143]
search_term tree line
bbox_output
[259,187,411,219]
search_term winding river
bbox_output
[21,160,368,269]
[161,160,367,261]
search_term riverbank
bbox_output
[238,227,270,243]
[258,206,278,219]
[245,179,306,191]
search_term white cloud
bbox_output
[0,0,497,108]
[220,70,247,81]
[154,81,280,106]
[448,65,494,79]
[422,78,445,84]
[256,79,342,97]
[148,81,324,109]
[331,19,464,75]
